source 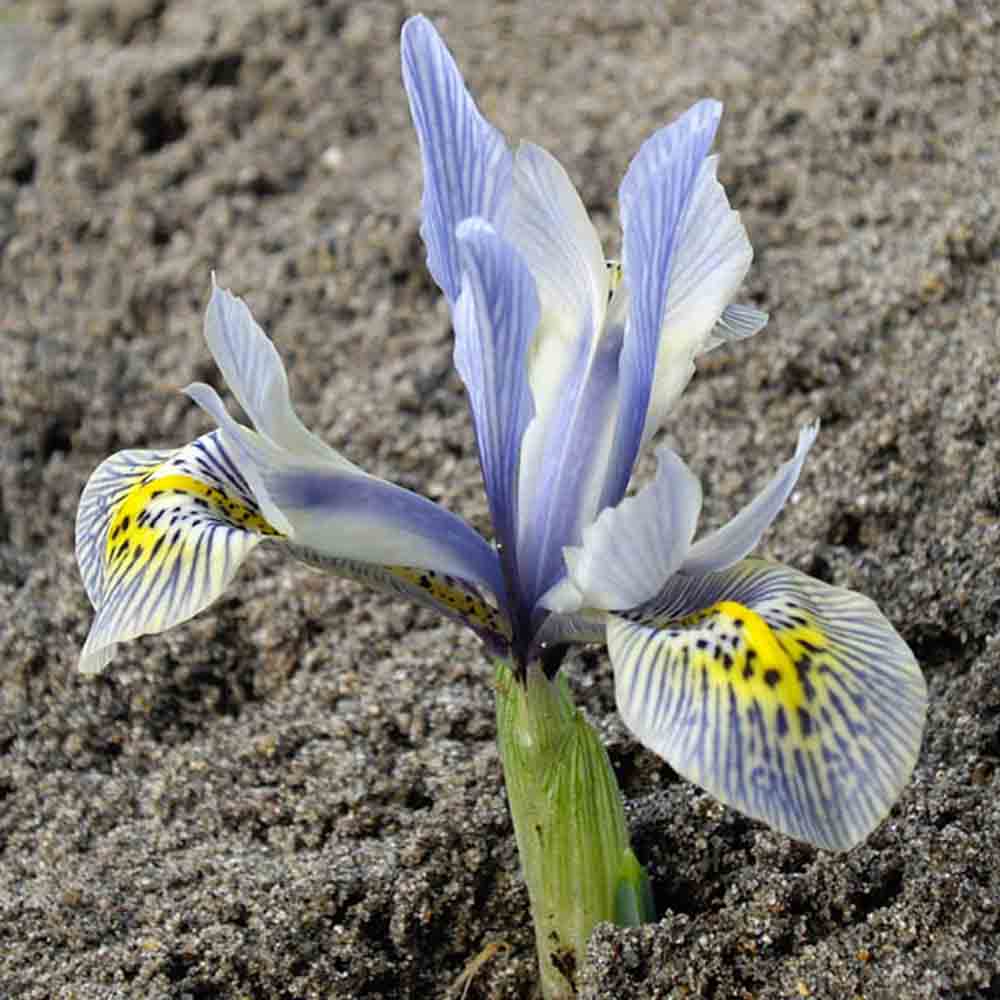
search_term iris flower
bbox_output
[75,15,925,991]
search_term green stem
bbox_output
[494,659,653,998]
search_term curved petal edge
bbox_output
[608,559,927,851]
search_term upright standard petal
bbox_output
[455,142,621,616]
[618,99,722,230]
[75,431,280,675]
[638,155,756,448]
[608,559,927,851]
[203,281,356,468]
[682,422,819,576]
[401,15,512,303]
[186,383,506,603]
[606,101,755,505]
[505,142,609,391]
[453,219,538,614]
[515,326,623,615]
[542,444,702,615]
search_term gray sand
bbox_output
[1,1,998,997]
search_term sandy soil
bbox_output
[1,1,998,997]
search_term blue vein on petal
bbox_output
[521,323,622,615]
[603,100,722,506]
[401,15,513,303]
[185,382,506,603]
[454,219,538,642]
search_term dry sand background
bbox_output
[1,1,998,997]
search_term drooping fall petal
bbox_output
[608,559,927,850]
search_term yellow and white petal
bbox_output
[75,430,281,675]
[608,559,927,851]
[290,550,512,649]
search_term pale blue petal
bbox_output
[638,155,756,447]
[186,383,505,602]
[503,143,625,595]
[603,101,724,502]
[203,280,356,467]
[541,444,702,614]
[515,320,623,613]
[618,99,722,229]
[709,303,769,346]
[608,558,927,850]
[401,15,512,303]
[682,422,818,576]
[453,219,538,601]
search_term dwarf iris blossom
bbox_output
[75,14,926,994]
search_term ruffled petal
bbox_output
[682,422,818,576]
[608,559,927,850]
[401,15,512,303]
[540,444,702,615]
[75,431,278,675]
[186,383,506,602]
[453,219,538,594]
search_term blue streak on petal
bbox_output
[603,100,722,506]
[401,15,512,304]
[517,320,623,615]
[453,219,539,635]
[186,382,506,603]
[618,99,723,230]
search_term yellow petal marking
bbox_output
[104,472,280,585]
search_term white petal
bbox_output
[683,422,818,576]
[505,144,614,513]
[204,281,356,468]
[540,444,703,613]
[506,142,608,368]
